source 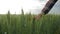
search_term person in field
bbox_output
[35,0,58,20]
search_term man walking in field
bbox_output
[35,0,58,20]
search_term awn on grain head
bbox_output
[34,0,58,20]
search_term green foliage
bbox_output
[0,14,60,34]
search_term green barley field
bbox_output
[0,11,60,34]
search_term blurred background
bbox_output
[0,0,60,15]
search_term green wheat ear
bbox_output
[7,10,11,24]
[21,8,24,15]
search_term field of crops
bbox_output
[0,11,60,34]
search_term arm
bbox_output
[35,0,58,20]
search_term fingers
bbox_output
[34,14,42,20]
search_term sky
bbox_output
[0,0,60,14]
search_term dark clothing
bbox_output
[42,0,58,15]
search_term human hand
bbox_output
[34,14,42,20]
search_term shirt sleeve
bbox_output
[41,0,58,15]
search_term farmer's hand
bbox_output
[34,14,42,20]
